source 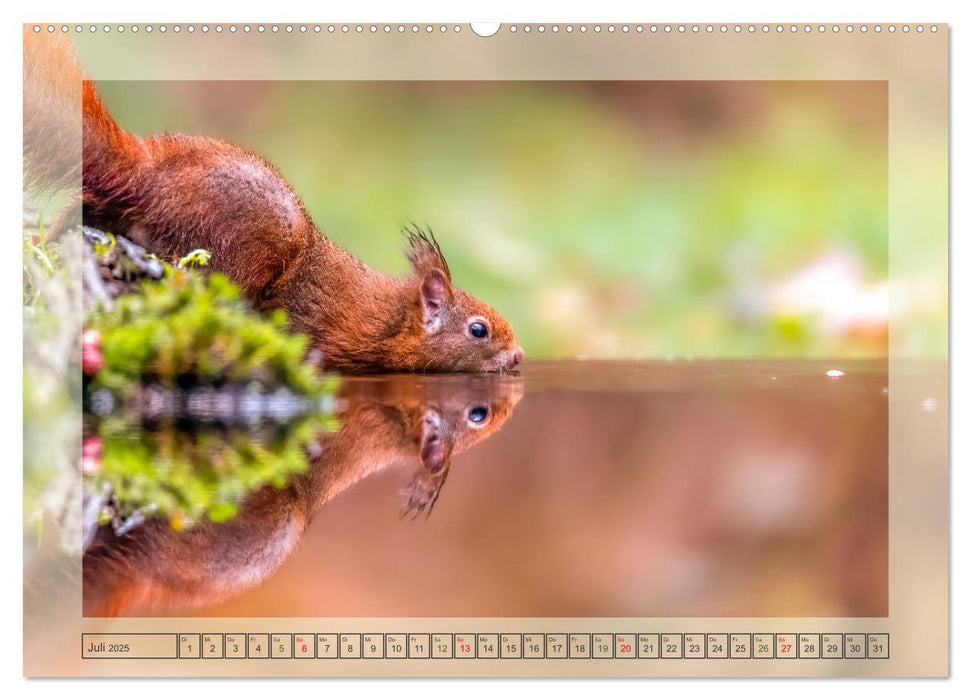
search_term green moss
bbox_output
[87,262,335,397]
[90,412,337,529]
[84,246,340,530]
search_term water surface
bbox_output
[83,359,889,618]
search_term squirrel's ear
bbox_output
[418,410,448,475]
[420,268,451,333]
[399,410,451,519]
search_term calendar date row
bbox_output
[83,632,889,661]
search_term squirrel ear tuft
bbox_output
[399,469,448,519]
[404,224,451,280]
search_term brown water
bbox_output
[82,359,889,618]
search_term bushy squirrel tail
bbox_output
[23,29,138,196]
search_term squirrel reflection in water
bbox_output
[82,375,522,617]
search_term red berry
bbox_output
[82,329,103,375]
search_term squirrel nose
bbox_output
[512,346,524,366]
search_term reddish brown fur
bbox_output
[82,375,523,616]
[23,28,82,192]
[24,31,523,373]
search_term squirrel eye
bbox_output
[468,321,489,339]
[467,405,489,423]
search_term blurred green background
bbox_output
[96,80,890,358]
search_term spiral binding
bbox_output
[30,23,940,36]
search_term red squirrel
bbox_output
[24,31,524,374]
[82,374,523,616]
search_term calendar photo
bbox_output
[21,22,948,678]
[52,75,893,618]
